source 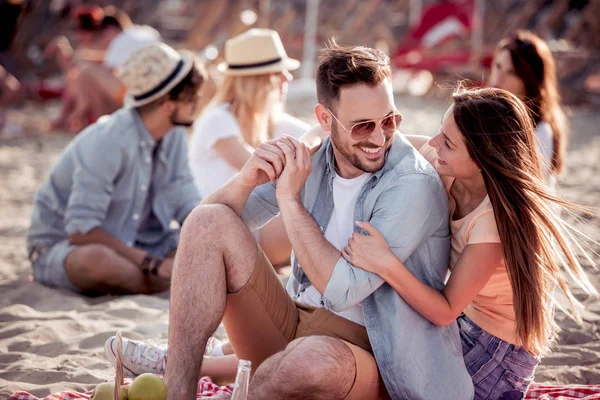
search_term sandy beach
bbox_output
[0,94,598,398]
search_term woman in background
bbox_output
[489,30,568,189]
[188,29,309,266]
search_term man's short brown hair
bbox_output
[167,62,206,102]
[316,39,392,109]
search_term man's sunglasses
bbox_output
[324,105,402,140]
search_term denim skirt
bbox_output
[458,314,540,400]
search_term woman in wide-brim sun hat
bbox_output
[189,28,308,266]
[217,28,300,76]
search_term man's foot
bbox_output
[104,336,167,377]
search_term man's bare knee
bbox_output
[256,336,356,399]
[179,204,258,291]
[180,204,251,253]
[66,244,123,282]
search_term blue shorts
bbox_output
[29,237,179,293]
[30,240,80,292]
[458,314,539,400]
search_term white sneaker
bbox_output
[205,336,225,357]
[104,336,167,377]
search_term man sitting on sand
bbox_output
[27,43,204,295]
[108,42,474,399]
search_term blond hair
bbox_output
[208,73,281,148]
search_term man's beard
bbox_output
[330,123,390,173]
[170,109,194,127]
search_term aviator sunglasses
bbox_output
[324,105,402,140]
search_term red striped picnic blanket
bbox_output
[8,381,600,399]
[7,377,233,400]
[525,384,600,399]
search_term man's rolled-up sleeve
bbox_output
[322,173,448,311]
[240,182,280,232]
[64,136,123,236]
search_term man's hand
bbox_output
[342,221,397,276]
[275,136,312,204]
[238,138,287,188]
[156,258,174,280]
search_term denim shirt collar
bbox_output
[130,108,170,164]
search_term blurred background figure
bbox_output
[0,0,28,56]
[188,28,309,266]
[489,30,568,189]
[0,0,28,134]
[0,65,22,133]
[46,5,161,133]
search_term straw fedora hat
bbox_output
[218,29,300,76]
[120,43,195,108]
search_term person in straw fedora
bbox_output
[27,43,206,295]
[189,29,310,267]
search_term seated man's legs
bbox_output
[32,240,168,294]
[249,336,386,400]
[65,244,169,294]
[164,204,387,400]
[165,203,267,399]
[221,234,299,368]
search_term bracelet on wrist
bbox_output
[140,254,153,275]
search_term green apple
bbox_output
[90,382,128,400]
[128,373,168,400]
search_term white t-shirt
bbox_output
[104,25,161,69]
[297,172,373,326]
[535,121,556,189]
[188,103,310,198]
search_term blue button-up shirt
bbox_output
[27,108,201,256]
[241,135,474,400]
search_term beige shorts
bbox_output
[222,247,389,400]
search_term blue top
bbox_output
[27,108,200,256]
[241,135,474,400]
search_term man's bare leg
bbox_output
[257,215,292,267]
[164,204,260,400]
[65,244,169,294]
[249,336,356,400]
[199,354,239,384]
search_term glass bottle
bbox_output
[230,359,251,400]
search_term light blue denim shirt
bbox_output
[241,135,474,400]
[27,108,201,256]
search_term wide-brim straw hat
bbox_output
[121,43,195,108]
[218,28,300,77]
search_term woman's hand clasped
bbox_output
[342,221,397,276]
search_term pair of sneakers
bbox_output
[104,335,224,377]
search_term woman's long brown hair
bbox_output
[453,87,597,355]
[496,30,568,175]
